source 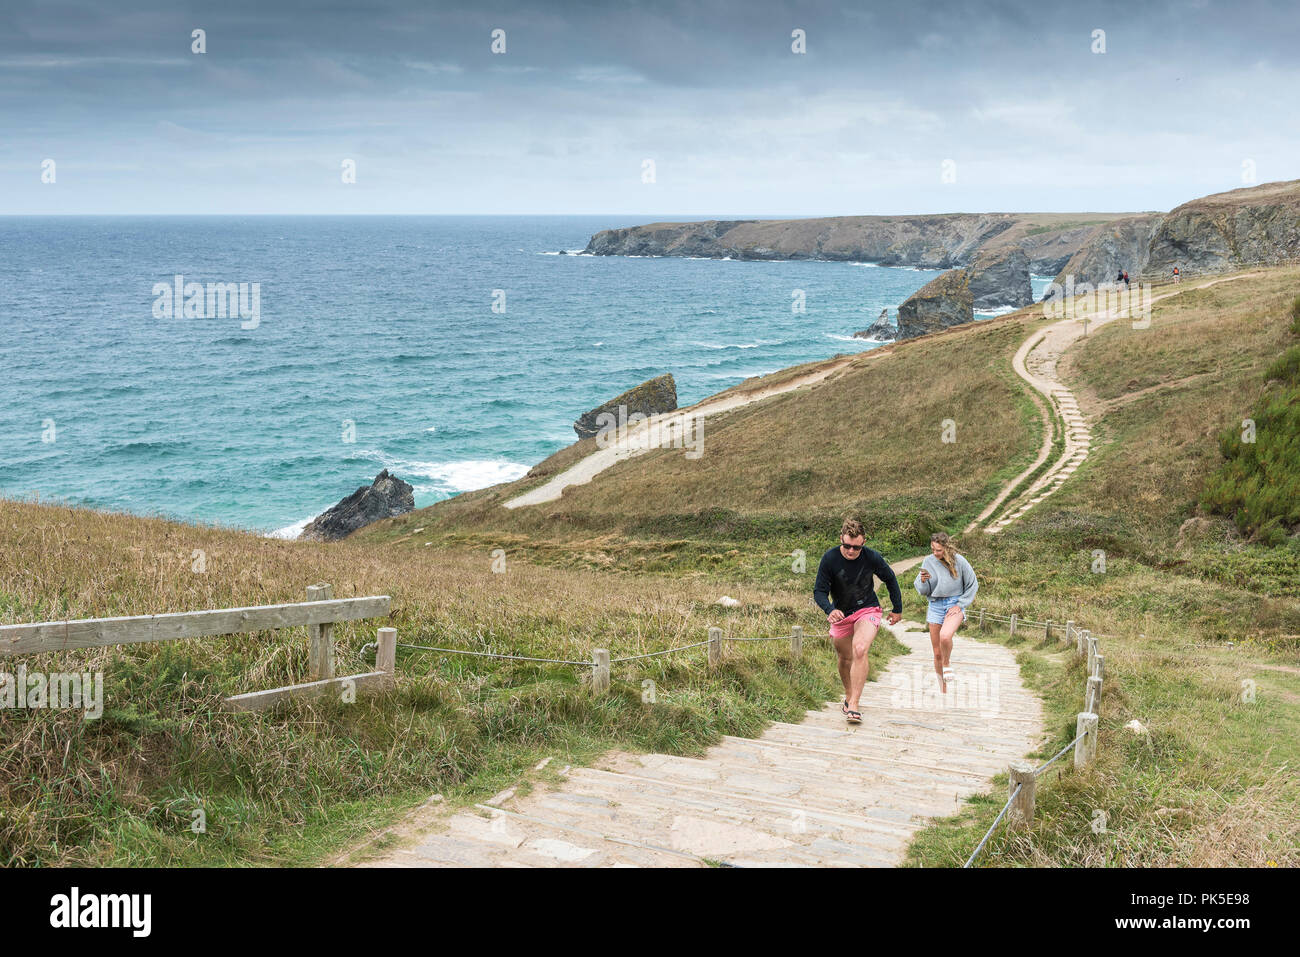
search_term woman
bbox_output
[914,532,978,692]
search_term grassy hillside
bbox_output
[370,312,1045,568]
[0,501,863,866]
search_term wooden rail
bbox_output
[0,586,395,713]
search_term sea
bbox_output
[0,216,1052,535]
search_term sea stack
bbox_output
[574,374,678,439]
[299,469,415,542]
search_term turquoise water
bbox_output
[0,216,1042,534]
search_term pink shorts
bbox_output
[829,606,883,640]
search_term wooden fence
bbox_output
[964,610,1105,865]
[0,583,395,712]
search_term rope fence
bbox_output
[365,624,808,693]
[963,607,1104,867]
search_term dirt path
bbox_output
[504,355,863,508]
[969,272,1265,534]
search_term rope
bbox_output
[1033,730,1087,777]
[964,782,1022,868]
[609,640,712,663]
[725,635,792,642]
[394,642,597,667]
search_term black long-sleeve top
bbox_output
[813,545,903,616]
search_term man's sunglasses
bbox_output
[840,541,864,552]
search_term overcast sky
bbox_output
[2,0,1296,216]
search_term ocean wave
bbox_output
[267,514,317,540]
[355,450,530,493]
[691,339,770,351]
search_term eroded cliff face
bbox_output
[584,214,1019,267]
[583,212,1133,309]
[1056,181,1300,284]
[1144,181,1300,274]
[1053,214,1164,287]
[897,269,973,339]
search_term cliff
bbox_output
[584,212,1133,310]
[897,269,973,339]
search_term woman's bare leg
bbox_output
[928,622,946,693]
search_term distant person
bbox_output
[1173,265,1181,283]
[1115,269,1125,286]
[914,532,978,693]
[1123,270,1130,288]
[813,518,903,724]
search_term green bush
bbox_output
[1201,343,1300,543]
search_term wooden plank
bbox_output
[306,583,335,680]
[0,596,391,656]
[223,670,392,713]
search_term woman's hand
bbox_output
[919,569,930,583]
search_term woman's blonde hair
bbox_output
[931,532,959,576]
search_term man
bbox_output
[813,518,904,724]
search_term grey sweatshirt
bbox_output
[914,553,978,608]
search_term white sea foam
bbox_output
[267,514,318,540]
[374,455,530,492]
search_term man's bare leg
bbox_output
[833,638,854,705]
[845,617,878,712]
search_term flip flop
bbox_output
[841,699,850,716]
[943,667,955,687]
[846,709,862,725]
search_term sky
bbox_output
[2,0,1297,217]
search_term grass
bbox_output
[0,499,882,866]
[1200,294,1300,543]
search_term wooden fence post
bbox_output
[591,649,610,695]
[1093,655,1105,681]
[1008,761,1036,828]
[1074,712,1098,769]
[1065,620,1075,645]
[1076,627,1088,659]
[376,626,396,683]
[1009,614,1017,638]
[307,583,335,680]
[1045,620,1053,641]
[1087,636,1098,676]
[979,608,986,632]
[790,625,803,657]
[708,627,723,671]
[1086,675,1103,715]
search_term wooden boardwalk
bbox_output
[363,618,1044,868]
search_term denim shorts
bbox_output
[926,596,964,625]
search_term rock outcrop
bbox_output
[968,246,1033,311]
[1052,214,1164,287]
[1144,180,1300,275]
[1053,181,1300,285]
[574,374,678,439]
[299,469,415,542]
[897,270,973,339]
[853,310,897,341]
